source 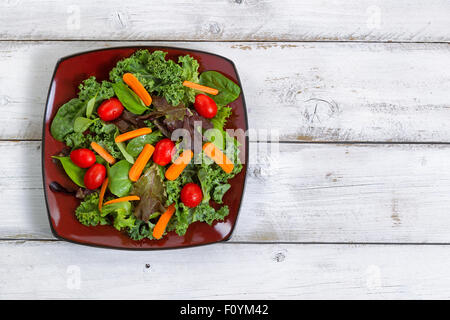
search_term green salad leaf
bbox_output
[213,184,231,204]
[50,98,86,141]
[112,82,148,115]
[128,219,156,241]
[114,131,134,164]
[101,201,136,231]
[179,54,200,104]
[109,50,196,106]
[125,131,163,158]
[90,121,122,159]
[51,77,114,142]
[211,105,232,130]
[107,160,132,197]
[199,71,241,106]
[52,156,86,187]
[75,193,109,226]
[73,117,97,133]
[85,94,98,118]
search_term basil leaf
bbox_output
[114,131,135,164]
[85,94,98,118]
[112,82,148,115]
[52,156,86,187]
[74,117,97,133]
[126,131,163,157]
[108,160,132,197]
[199,71,241,106]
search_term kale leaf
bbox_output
[75,193,109,226]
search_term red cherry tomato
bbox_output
[70,148,96,168]
[180,183,203,208]
[153,138,176,166]
[194,94,218,119]
[84,163,106,190]
[97,98,124,121]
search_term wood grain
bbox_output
[4,141,450,243]
[1,240,450,299]
[1,41,450,142]
[0,0,449,42]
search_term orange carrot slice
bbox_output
[98,178,109,211]
[153,204,176,239]
[165,150,193,181]
[182,81,218,96]
[90,142,116,165]
[115,128,152,143]
[123,73,152,106]
[202,142,234,174]
[103,195,140,206]
[128,144,155,182]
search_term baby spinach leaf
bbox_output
[52,156,86,187]
[107,160,132,197]
[85,94,98,118]
[126,131,163,157]
[112,82,148,115]
[73,117,97,133]
[114,131,135,164]
[199,71,241,106]
[50,98,86,141]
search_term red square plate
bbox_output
[42,46,248,249]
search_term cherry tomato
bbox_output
[180,183,203,208]
[194,94,217,119]
[153,138,176,166]
[70,148,96,168]
[97,98,124,121]
[84,163,106,190]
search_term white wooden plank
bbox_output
[1,0,449,42]
[1,241,449,299]
[4,141,450,243]
[1,41,450,142]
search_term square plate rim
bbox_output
[41,45,249,250]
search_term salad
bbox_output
[50,49,243,241]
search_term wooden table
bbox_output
[1,0,450,299]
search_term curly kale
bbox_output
[75,193,109,226]
[128,220,156,241]
[109,50,198,106]
[89,121,122,159]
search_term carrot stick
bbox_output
[153,204,176,239]
[90,142,116,165]
[98,178,109,211]
[165,150,193,181]
[182,81,219,96]
[103,195,140,206]
[123,73,152,106]
[115,128,152,143]
[128,144,155,182]
[202,142,234,174]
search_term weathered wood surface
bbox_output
[4,141,450,243]
[1,0,449,42]
[1,41,450,142]
[1,241,450,299]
